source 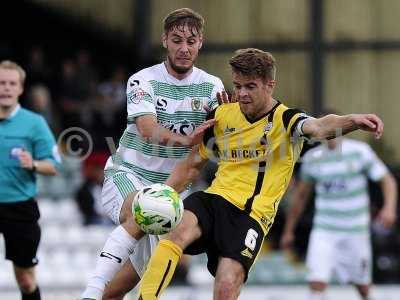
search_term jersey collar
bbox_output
[243,101,281,124]
[2,104,21,121]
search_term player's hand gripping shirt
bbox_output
[105,62,224,184]
[199,102,311,233]
[300,139,388,234]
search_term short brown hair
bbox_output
[163,8,204,36]
[229,48,276,81]
[0,60,26,85]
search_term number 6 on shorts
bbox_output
[244,228,258,251]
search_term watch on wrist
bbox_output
[32,161,38,172]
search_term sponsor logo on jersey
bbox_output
[322,179,347,192]
[218,148,268,160]
[223,125,236,135]
[129,79,140,87]
[161,119,196,136]
[156,98,168,111]
[240,248,253,259]
[191,98,203,111]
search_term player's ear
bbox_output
[267,80,276,88]
[198,35,203,50]
[162,33,167,48]
[17,83,24,97]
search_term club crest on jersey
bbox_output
[264,122,273,133]
[191,98,202,111]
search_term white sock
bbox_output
[81,226,138,299]
[310,290,327,300]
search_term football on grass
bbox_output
[132,183,183,235]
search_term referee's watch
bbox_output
[31,161,38,172]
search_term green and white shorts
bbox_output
[102,171,145,225]
[101,171,160,277]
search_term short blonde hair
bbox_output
[0,60,26,85]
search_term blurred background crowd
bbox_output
[1,0,400,296]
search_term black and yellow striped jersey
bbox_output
[199,101,310,233]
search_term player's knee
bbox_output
[168,225,198,249]
[215,276,240,299]
[119,194,136,224]
[102,290,124,300]
[168,211,201,248]
[15,270,36,293]
[121,212,145,240]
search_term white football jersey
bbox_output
[105,62,224,184]
[300,139,388,234]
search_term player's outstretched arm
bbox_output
[280,180,313,250]
[165,146,208,193]
[302,113,384,140]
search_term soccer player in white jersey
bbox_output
[281,114,397,300]
[80,8,225,300]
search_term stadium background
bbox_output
[1,0,400,299]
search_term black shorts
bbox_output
[0,199,41,268]
[183,191,265,281]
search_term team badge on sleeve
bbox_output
[128,87,146,104]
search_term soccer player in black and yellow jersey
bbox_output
[137,48,384,300]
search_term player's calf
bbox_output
[13,266,37,294]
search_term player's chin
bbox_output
[174,64,193,74]
[0,100,14,107]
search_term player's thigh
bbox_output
[213,199,264,281]
[182,191,214,256]
[102,172,144,225]
[103,261,140,300]
[338,234,372,285]
[306,230,336,283]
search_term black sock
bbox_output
[22,286,41,300]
